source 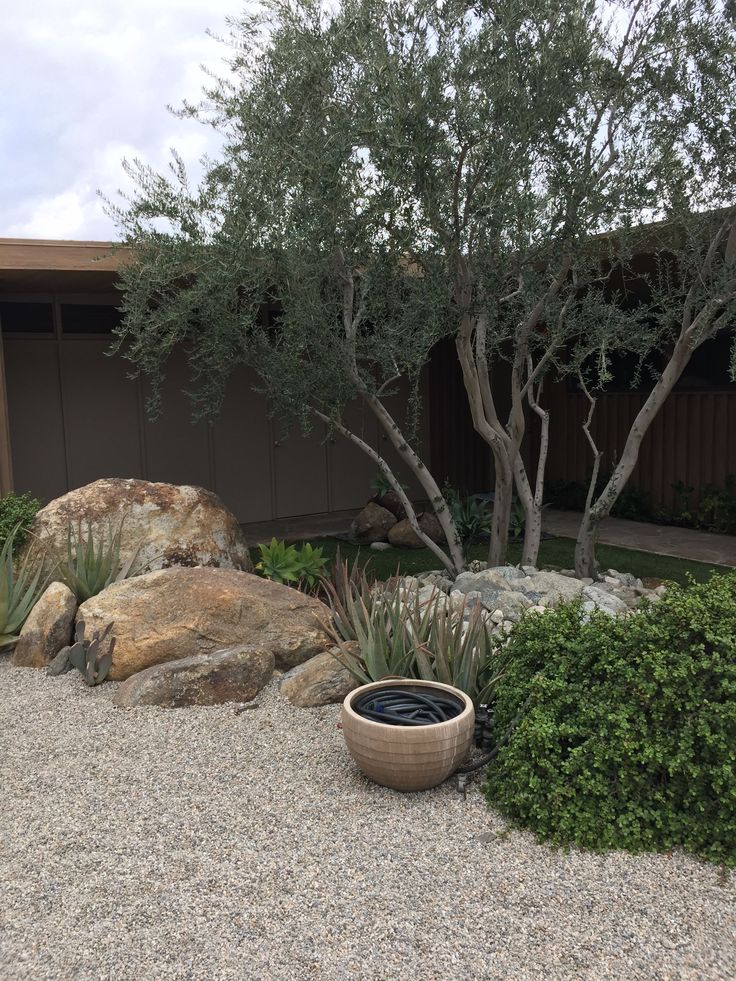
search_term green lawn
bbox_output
[306,536,729,585]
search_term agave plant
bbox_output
[63,619,115,686]
[0,523,46,649]
[52,519,140,602]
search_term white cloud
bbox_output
[0,0,243,240]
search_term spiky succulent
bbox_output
[0,523,45,649]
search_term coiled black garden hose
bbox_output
[353,688,465,726]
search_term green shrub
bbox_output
[0,493,41,556]
[485,574,736,866]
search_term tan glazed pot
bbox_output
[341,679,475,792]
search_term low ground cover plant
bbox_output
[444,485,492,548]
[485,574,736,866]
[0,493,41,556]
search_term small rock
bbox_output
[487,566,526,582]
[351,502,397,543]
[490,609,504,625]
[370,541,393,551]
[583,585,629,615]
[46,646,73,677]
[280,646,360,707]
[371,491,405,519]
[11,582,77,669]
[388,513,445,549]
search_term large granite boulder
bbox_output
[279,645,361,707]
[351,502,397,543]
[23,478,251,576]
[113,645,274,708]
[11,582,77,668]
[77,567,333,681]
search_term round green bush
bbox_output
[0,493,41,556]
[485,574,736,866]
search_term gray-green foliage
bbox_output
[0,524,45,649]
[52,521,140,602]
[325,559,505,703]
[107,0,736,571]
[63,620,115,686]
[107,1,456,429]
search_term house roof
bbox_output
[0,238,130,292]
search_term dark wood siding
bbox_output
[543,383,736,509]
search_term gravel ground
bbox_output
[1,660,734,981]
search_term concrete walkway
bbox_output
[544,509,735,568]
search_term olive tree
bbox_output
[108,1,467,574]
[109,0,735,575]
[340,0,736,567]
[572,212,736,578]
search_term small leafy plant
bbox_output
[0,523,46,649]
[0,493,41,556]
[445,485,491,546]
[64,620,115,686]
[509,498,526,542]
[255,538,327,588]
[51,520,140,602]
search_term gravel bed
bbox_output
[1,659,734,980]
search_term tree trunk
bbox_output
[574,331,695,577]
[489,461,513,566]
[362,392,467,574]
[517,388,550,568]
[521,505,542,567]
[574,509,599,579]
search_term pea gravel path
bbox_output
[1,660,734,981]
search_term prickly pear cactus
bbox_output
[68,619,115,686]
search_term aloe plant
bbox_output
[0,523,45,649]
[411,595,507,705]
[64,620,115,686]
[326,571,508,704]
[52,520,140,602]
[321,551,376,643]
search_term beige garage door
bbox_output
[1,296,423,522]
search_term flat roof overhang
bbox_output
[0,238,130,292]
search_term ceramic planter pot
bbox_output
[341,678,475,792]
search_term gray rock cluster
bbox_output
[396,564,665,642]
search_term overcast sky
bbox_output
[1,1,241,241]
